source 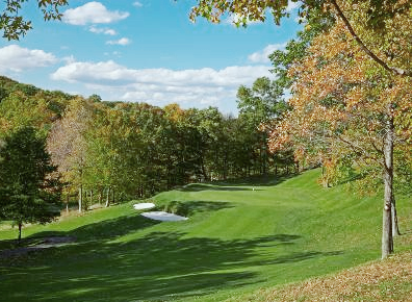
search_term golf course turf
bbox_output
[0,169,411,301]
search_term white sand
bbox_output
[141,211,188,221]
[133,203,156,210]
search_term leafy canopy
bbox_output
[0,0,68,40]
[0,126,61,235]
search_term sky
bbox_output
[0,0,302,114]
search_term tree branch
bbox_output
[371,141,384,155]
[330,0,412,77]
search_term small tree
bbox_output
[0,126,62,243]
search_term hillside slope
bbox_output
[0,170,411,301]
[234,251,412,302]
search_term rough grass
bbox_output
[0,169,411,302]
[235,251,412,302]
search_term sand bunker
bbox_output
[133,203,156,210]
[141,211,188,221]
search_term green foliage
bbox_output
[0,76,301,210]
[162,200,189,216]
[0,0,68,40]
[0,126,62,239]
[0,86,9,102]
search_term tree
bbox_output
[0,0,68,40]
[48,97,93,213]
[0,126,62,242]
[269,17,412,259]
[237,77,291,175]
[193,0,412,260]
[192,0,412,77]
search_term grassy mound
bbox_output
[235,251,412,302]
[0,169,411,301]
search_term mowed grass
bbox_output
[0,169,411,302]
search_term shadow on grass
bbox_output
[1,201,233,251]
[181,173,301,192]
[0,212,342,302]
[181,183,250,192]
[158,200,236,218]
[0,214,161,255]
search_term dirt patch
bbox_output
[0,236,76,259]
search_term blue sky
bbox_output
[0,0,302,114]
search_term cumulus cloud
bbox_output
[63,2,129,25]
[106,38,131,45]
[51,60,272,108]
[248,43,287,63]
[133,1,143,7]
[286,1,301,12]
[89,26,117,35]
[0,45,57,73]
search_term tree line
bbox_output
[0,75,293,240]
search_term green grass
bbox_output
[0,169,411,302]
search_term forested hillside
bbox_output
[0,75,295,215]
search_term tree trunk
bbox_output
[78,185,83,213]
[105,187,110,208]
[391,194,401,236]
[18,223,22,244]
[98,189,102,205]
[201,156,208,181]
[66,195,69,214]
[382,112,394,259]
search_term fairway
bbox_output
[0,170,411,302]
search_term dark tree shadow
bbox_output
[170,200,235,216]
[180,184,250,192]
[1,201,233,251]
[212,173,300,187]
[181,173,301,192]
[0,213,342,302]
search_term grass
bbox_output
[0,169,411,302]
[238,251,412,302]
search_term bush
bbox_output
[163,201,189,217]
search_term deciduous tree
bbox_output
[269,16,412,259]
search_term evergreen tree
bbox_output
[0,126,62,242]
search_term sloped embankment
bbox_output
[236,251,412,302]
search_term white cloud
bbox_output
[224,13,261,25]
[286,1,301,12]
[51,60,272,109]
[62,55,76,64]
[63,2,129,25]
[224,1,300,25]
[133,1,143,7]
[0,45,57,73]
[248,43,287,63]
[106,38,131,45]
[89,26,117,35]
[103,51,121,57]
